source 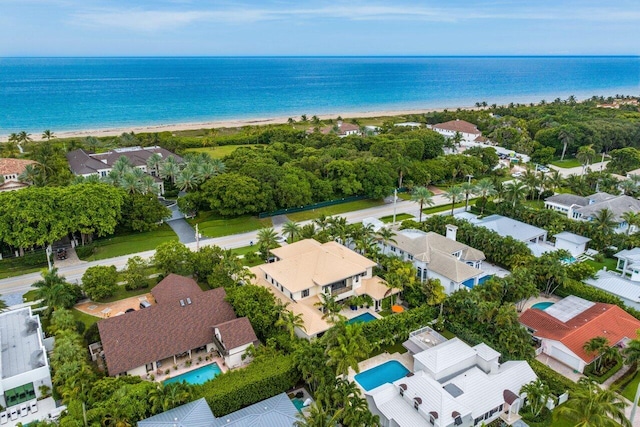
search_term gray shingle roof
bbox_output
[574,194,640,222]
[544,194,588,207]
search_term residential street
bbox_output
[0,196,451,299]
[549,160,609,177]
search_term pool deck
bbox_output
[140,347,229,383]
[348,351,413,393]
[75,292,155,318]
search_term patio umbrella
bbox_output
[391,305,404,313]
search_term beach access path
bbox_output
[0,194,461,296]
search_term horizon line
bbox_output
[2,55,640,59]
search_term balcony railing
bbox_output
[331,286,353,296]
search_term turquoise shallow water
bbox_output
[1,56,638,133]
[163,363,221,385]
[355,360,410,391]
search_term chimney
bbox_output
[446,224,458,241]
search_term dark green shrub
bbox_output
[529,359,577,396]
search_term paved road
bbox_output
[548,160,609,177]
[0,195,461,299]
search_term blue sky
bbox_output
[1,0,639,56]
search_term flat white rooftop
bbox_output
[544,295,595,323]
[0,309,46,379]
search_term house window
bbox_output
[417,267,422,278]
[414,401,419,410]
[408,254,413,261]
[289,292,293,299]
[391,247,396,252]
[429,415,435,425]
[264,273,268,279]
[399,388,404,396]
[301,289,309,298]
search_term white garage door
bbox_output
[549,346,580,371]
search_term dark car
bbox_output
[125,308,135,313]
[56,248,67,260]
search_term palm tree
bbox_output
[146,153,163,176]
[577,144,596,176]
[521,379,551,418]
[474,178,496,215]
[553,378,630,427]
[444,185,464,215]
[592,208,617,235]
[620,180,637,196]
[522,169,540,200]
[326,323,371,377]
[547,169,565,193]
[275,306,306,339]
[314,293,344,325]
[294,400,342,427]
[282,220,302,243]
[623,332,640,422]
[376,227,396,252]
[140,175,159,194]
[42,130,55,141]
[410,186,434,222]
[558,128,574,161]
[175,168,199,192]
[622,211,640,235]
[17,131,32,145]
[503,181,528,209]
[583,336,609,373]
[159,156,180,184]
[313,214,330,233]
[33,268,78,313]
[460,181,476,212]
[257,227,279,260]
[18,163,40,185]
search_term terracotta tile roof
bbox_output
[433,119,481,135]
[214,318,258,351]
[0,158,37,176]
[98,274,252,375]
[520,302,640,363]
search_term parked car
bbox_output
[56,248,67,260]
[511,172,523,178]
[139,301,151,309]
[538,166,550,173]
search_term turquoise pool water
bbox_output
[532,302,554,311]
[355,361,410,391]
[291,398,305,412]
[164,363,221,385]
[463,274,493,289]
[347,312,377,325]
[562,256,577,264]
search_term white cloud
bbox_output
[69,2,640,32]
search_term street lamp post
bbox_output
[45,245,52,272]
[392,188,398,226]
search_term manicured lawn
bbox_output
[0,252,48,280]
[584,257,618,273]
[231,245,259,256]
[77,224,178,261]
[369,340,408,358]
[285,199,386,222]
[184,145,261,159]
[523,200,545,209]
[72,308,100,330]
[186,212,271,238]
[379,213,415,223]
[621,370,640,402]
[550,158,582,168]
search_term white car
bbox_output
[275,235,285,243]
[538,166,550,173]
[511,172,523,178]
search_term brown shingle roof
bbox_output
[214,318,258,351]
[520,303,640,363]
[98,275,248,375]
[0,158,37,175]
[433,120,481,135]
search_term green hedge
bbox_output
[359,305,436,346]
[584,356,624,384]
[194,355,299,416]
[529,359,577,396]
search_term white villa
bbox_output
[365,335,537,427]
[378,226,485,293]
[431,119,483,142]
[0,308,53,419]
[251,239,399,339]
[584,248,640,309]
[544,192,640,233]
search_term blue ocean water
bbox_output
[0,57,638,134]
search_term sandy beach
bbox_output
[0,106,478,142]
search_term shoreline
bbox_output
[0,106,477,142]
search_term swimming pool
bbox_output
[531,302,554,311]
[347,312,377,325]
[562,256,577,264]
[463,274,493,289]
[354,360,410,391]
[291,398,305,412]
[164,363,222,385]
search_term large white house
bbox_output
[431,119,483,142]
[545,192,640,233]
[365,336,537,427]
[584,248,640,309]
[378,226,486,293]
[251,239,398,339]
[0,308,53,414]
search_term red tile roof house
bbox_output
[97,274,259,378]
[0,158,37,192]
[520,295,640,373]
[431,119,482,142]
